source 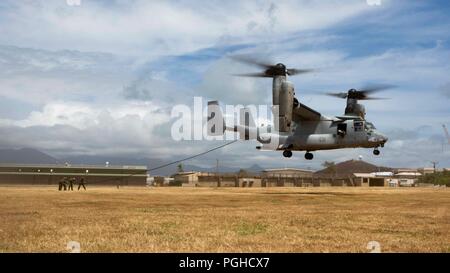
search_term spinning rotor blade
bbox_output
[357,84,396,93]
[325,84,395,100]
[232,72,271,78]
[325,92,389,100]
[287,68,315,76]
[326,92,348,99]
[229,54,315,78]
[359,97,390,100]
[228,55,273,69]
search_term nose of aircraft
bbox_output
[370,131,388,145]
[379,133,388,143]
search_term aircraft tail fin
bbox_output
[207,101,258,140]
[207,101,226,136]
[237,107,257,140]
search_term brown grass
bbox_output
[0,186,448,253]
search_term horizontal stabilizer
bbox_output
[336,115,363,120]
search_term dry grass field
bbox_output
[0,186,448,253]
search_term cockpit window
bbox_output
[354,121,364,132]
[365,122,376,130]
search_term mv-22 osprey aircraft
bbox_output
[207,56,389,160]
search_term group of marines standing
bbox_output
[58,177,87,191]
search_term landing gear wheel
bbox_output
[305,152,314,160]
[373,149,380,156]
[283,150,293,158]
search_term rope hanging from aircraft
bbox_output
[90,140,238,185]
[148,140,238,171]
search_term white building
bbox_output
[389,172,422,187]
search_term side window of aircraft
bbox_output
[337,123,347,137]
[354,121,364,132]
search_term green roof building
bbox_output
[0,164,148,186]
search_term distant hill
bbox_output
[315,159,393,178]
[62,155,173,176]
[63,154,264,176]
[0,148,59,164]
[0,147,270,176]
[176,164,264,176]
[1,148,396,178]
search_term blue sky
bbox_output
[0,0,449,170]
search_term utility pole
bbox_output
[216,159,221,188]
[216,159,219,176]
[431,161,438,173]
[443,125,450,144]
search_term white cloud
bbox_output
[0,100,175,157]
[1,100,169,128]
[0,1,373,55]
[0,45,136,107]
[197,58,270,105]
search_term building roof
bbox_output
[0,163,148,177]
[396,168,419,173]
[0,163,147,170]
[315,160,392,178]
[395,172,422,176]
[353,173,376,178]
[372,172,394,177]
[263,168,313,173]
[174,171,199,175]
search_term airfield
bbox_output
[0,186,448,253]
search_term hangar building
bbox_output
[0,164,148,186]
[262,168,314,187]
[172,169,314,187]
[173,171,262,187]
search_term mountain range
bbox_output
[0,148,59,164]
[0,148,264,176]
[0,148,394,177]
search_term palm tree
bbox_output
[177,163,184,173]
[322,161,337,178]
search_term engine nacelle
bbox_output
[354,103,366,119]
[345,101,366,119]
[276,81,294,132]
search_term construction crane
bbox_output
[443,124,450,145]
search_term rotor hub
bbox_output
[265,63,287,77]
[229,55,314,78]
[276,63,286,70]
[326,85,394,100]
